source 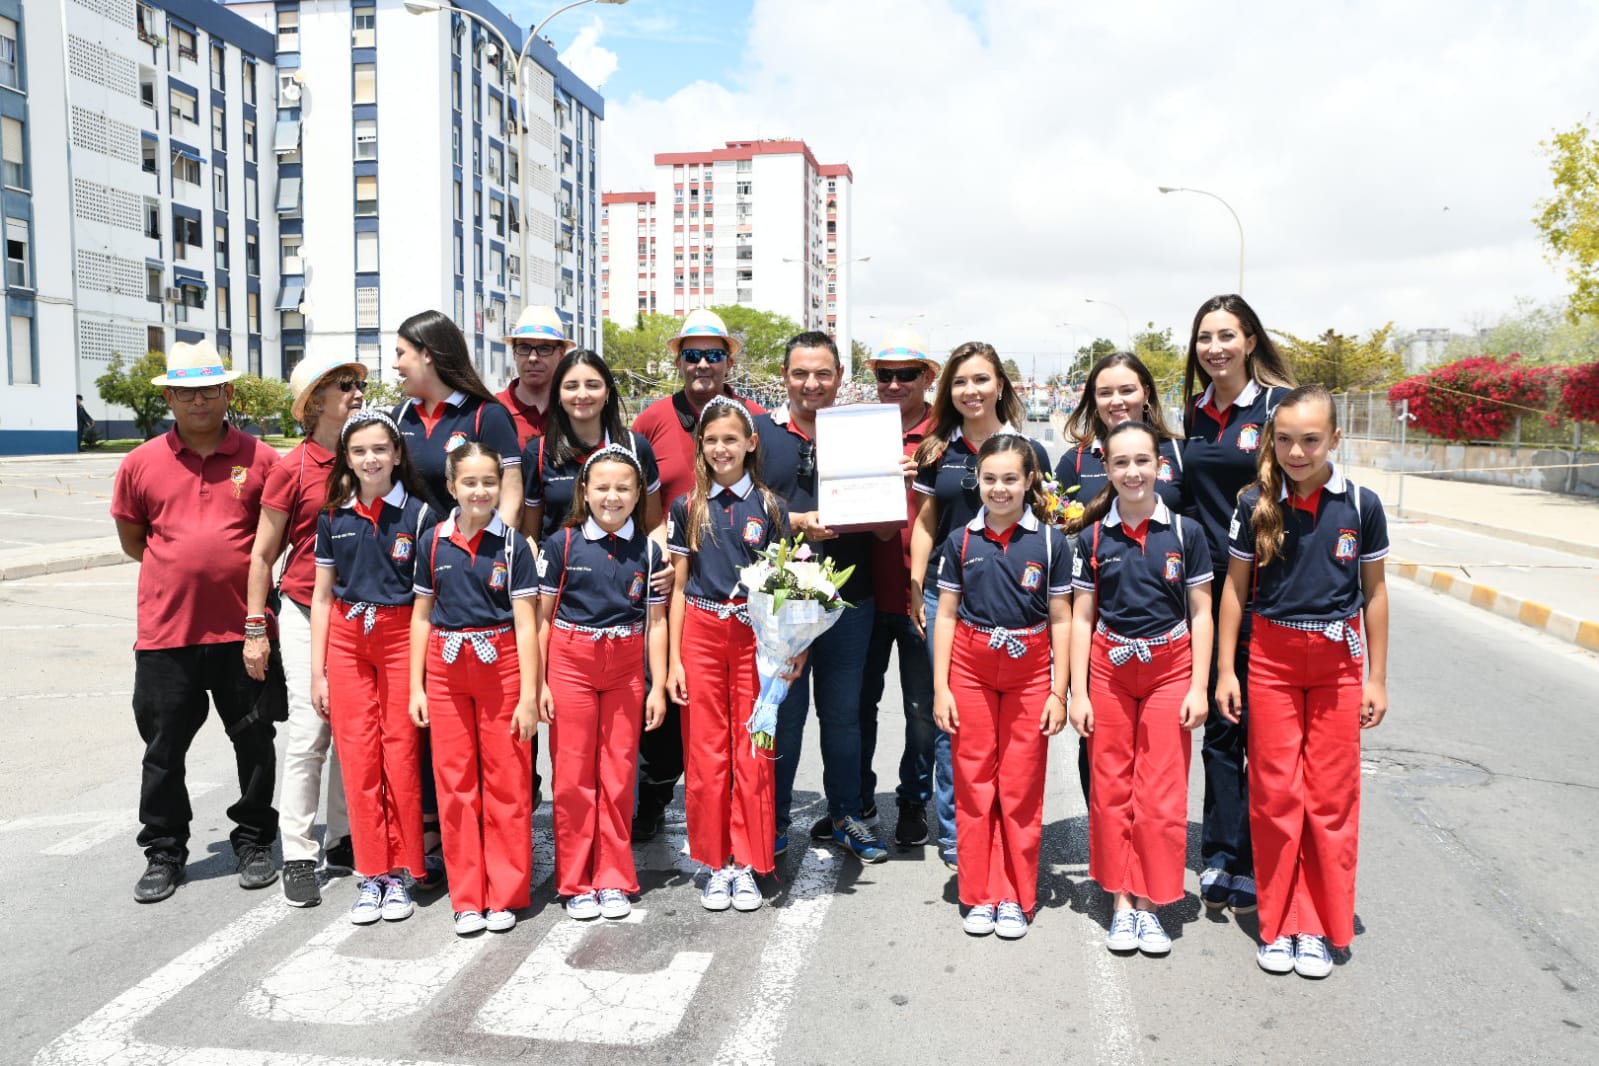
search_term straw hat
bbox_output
[152,340,241,386]
[868,326,939,372]
[288,355,369,423]
[666,308,743,359]
[503,305,576,350]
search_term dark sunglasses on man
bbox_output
[875,366,924,385]
[514,341,565,358]
[680,348,728,365]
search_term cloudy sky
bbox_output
[516,0,1594,371]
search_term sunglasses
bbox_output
[875,366,924,385]
[169,384,225,402]
[680,348,728,365]
[331,377,363,393]
[514,342,564,357]
[797,440,816,479]
[960,454,978,494]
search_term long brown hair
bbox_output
[1069,421,1160,534]
[685,398,784,552]
[398,309,498,407]
[1249,385,1337,565]
[1181,294,1294,409]
[322,409,428,512]
[564,444,648,532]
[913,342,1026,468]
[976,434,1048,524]
[1066,352,1178,445]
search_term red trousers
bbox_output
[1086,631,1193,906]
[950,622,1052,914]
[427,629,532,913]
[327,603,424,878]
[547,627,645,896]
[1247,616,1363,947]
[680,605,774,874]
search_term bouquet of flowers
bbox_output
[737,536,855,754]
[1039,472,1084,529]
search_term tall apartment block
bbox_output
[601,138,854,366]
[2,0,281,448]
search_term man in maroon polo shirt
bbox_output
[495,305,575,449]
[629,308,764,839]
[111,341,283,904]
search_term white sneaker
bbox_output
[962,904,996,936]
[485,908,516,932]
[453,910,487,936]
[349,877,384,925]
[701,867,733,911]
[1134,910,1171,955]
[994,900,1028,939]
[1106,908,1138,952]
[597,888,632,919]
[1257,935,1295,974]
[729,866,763,912]
[566,892,601,921]
[1294,934,1333,978]
[378,875,414,922]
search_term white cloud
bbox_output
[559,18,619,89]
[601,0,1596,370]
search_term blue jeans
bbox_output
[774,596,876,835]
[860,610,937,807]
[921,585,957,851]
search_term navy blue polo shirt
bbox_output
[935,508,1072,630]
[538,518,666,628]
[1071,499,1213,638]
[1180,379,1289,578]
[1053,437,1184,513]
[520,429,662,542]
[393,391,522,516]
[1227,465,1388,623]
[413,511,538,629]
[912,427,1051,584]
[754,407,873,603]
[314,483,434,606]
[666,475,788,601]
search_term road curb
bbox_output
[0,539,129,582]
[1388,560,1599,653]
[1388,507,1598,561]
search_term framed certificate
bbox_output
[815,404,909,531]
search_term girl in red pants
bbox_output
[1216,385,1389,979]
[932,435,1070,940]
[311,410,434,925]
[538,444,668,922]
[411,443,540,937]
[1067,422,1214,956]
[666,397,787,913]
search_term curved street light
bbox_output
[1158,185,1245,294]
[1083,297,1132,351]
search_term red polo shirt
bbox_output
[632,387,764,509]
[496,383,550,450]
[870,407,932,614]
[258,437,334,608]
[111,426,279,650]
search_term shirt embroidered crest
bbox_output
[741,517,765,546]
[230,465,249,498]
[391,533,413,561]
[1335,529,1358,561]
[1237,424,1260,452]
[627,572,645,601]
[1020,561,1043,590]
[1158,456,1174,481]
[1164,552,1183,582]
[490,560,509,589]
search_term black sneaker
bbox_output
[862,802,878,823]
[282,859,321,907]
[134,855,183,903]
[237,845,279,890]
[894,804,928,847]
[415,851,447,892]
[631,808,665,843]
[323,836,355,875]
[808,815,833,841]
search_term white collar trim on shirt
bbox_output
[1196,377,1262,412]
[950,423,1022,444]
[714,474,755,500]
[583,516,636,541]
[1104,497,1173,528]
[964,506,1041,533]
[338,482,410,510]
[410,390,468,410]
[436,508,507,540]
[1277,461,1346,500]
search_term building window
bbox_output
[281,232,301,271]
[453,233,462,275]
[140,68,156,107]
[174,153,201,185]
[353,63,376,105]
[451,125,460,165]
[508,150,519,183]
[215,224,228,269]
[356,230,377,272]
[277,10,299,51]
[489,198,504,236]
[170,87,199,126]
[217,284,230,328]
[142,139,157,173]
[143,198,160,239]
[173,27,197,63]
[354,119,377,161]
[173,213,202,255]
[1,118,23,189]
[136,5,159,44]
[489,246,503,280]
[0,20,16,89]
[355,174,377,216]
[244,175,257,218]
[146,266,162,302]
[243,120,256,161]
[5,218,27,288]
[213,168,227,210]
[352,5,375,48]
[211,45,225,91]
[243,58,256,105]
[276,176,302,214]
[211,106,226,151]
[247,291,259,332]
[8,315,31,385]
[356,286,379,329]
[245,232,259,275]
[181,282,205,310]
[452,179,462,220]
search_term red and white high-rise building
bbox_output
[601,138,854,365]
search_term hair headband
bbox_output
[699,394,752,431]
[340,407,400,447]
[580,442,644,481]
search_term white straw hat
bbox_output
[666,308,743,359]
[153,340,241,386]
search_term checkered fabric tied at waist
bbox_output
[341,600,384,635]
[435,625,513,665]
[1271,617,1364,660]
[963,619,1048,659]
[1097,618,1190,667]
[686,596,751,626]
[554,617,645,641]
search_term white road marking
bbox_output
[1,690,134,702]
[475,906,713,1045]
[1,785,222,857]
[0,508,109,524]
[2,581,136,589]
[1059,812,1143,1064]
[709,845,841,1066]
[0,623,130,631]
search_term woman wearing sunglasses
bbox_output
[907,340,1051,870]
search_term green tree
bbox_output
[360,378,403,413]
[1535,119,1599,321]
[711,304,802,383]
[231,375,295,433]
[1001,358,1024,384]
[1272,324,1403,392]
[1133,327,1186,400]
[95,351,169,439]
[850,339,870,379]
[1077,337,1118,364]
[1437,299,1599,366]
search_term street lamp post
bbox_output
[1083,297,1132,351]
[1158,185,1245,294]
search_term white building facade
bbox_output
[601,139,854,365]
[2,0,280,450]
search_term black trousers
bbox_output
[636,696,683,817]
[132,643,279,861]
[1199,585,1253,875]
